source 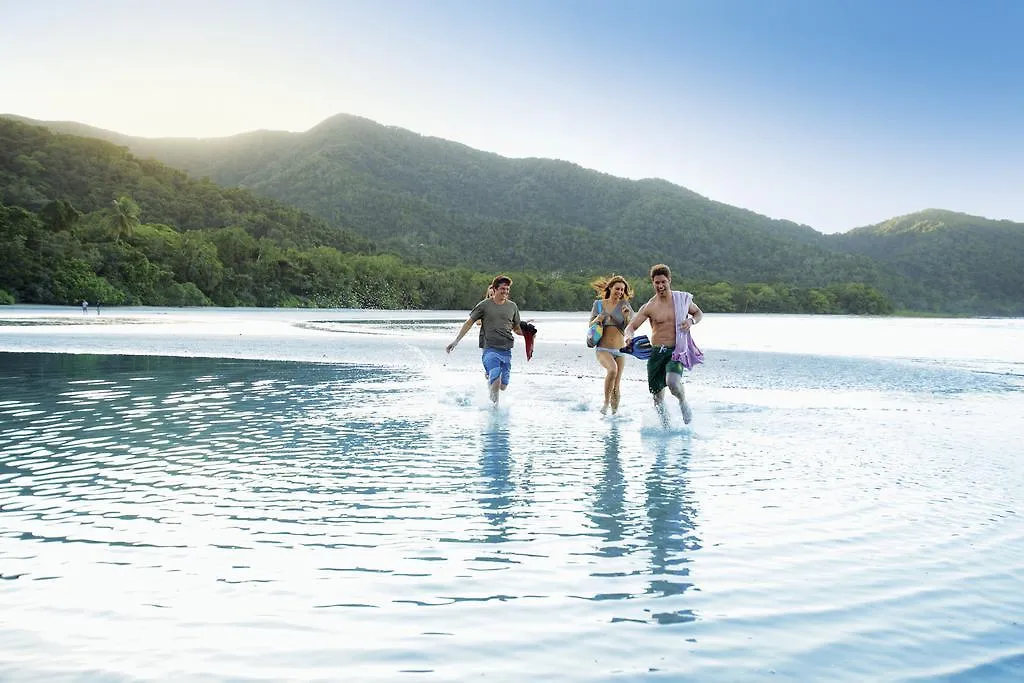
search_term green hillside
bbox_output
[0,117,490,308]
[0,117,897,315]
[826,209,1024,315]
[10,113,1023,315]
[15,114,903,290]
[0,116,369,252]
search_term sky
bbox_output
[1,0,1022,233]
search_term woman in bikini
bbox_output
[589,275,634,415]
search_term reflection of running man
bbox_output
[446,275,526,404]
[81,300,89,314]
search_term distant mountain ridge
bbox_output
[5,113,1024,314]
[6,114,886,278]
[825,209,1024,313]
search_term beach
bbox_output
[1,306,1022,681]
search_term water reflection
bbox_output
[583,424,703,625]
[0,352,425,561]
[644,439,700,624]
[2,352,707,666]
[591,424,630,556]
[1,319,1019,680]
[478,416,513,543]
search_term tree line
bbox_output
[0,198,893,314]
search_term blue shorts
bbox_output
[482,348,512,386]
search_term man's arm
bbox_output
[446,318,477,353]
[683,302,704,331]
[623,303,649,342]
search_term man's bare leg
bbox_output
[666,372,692,424]
[489,377,501,404]
[653,389,670,427]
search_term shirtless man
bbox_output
[623,264,703,424]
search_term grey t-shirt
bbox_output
[470,298,521,350]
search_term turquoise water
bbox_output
[1,308,1022,681]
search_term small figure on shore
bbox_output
[81,300,88,314]
[478,284,495,370]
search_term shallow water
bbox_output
[1,307,1022,681]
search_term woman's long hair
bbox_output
[590,275,633,300]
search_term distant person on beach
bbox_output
[447,275,525,404]
[477,284,495,353]
[81,300,88,314]
[589,275,635,415]
[623,264,704,425]
[96,301,101,315]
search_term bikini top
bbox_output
[590,299,632,331]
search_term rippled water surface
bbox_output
[1,308,1022,681]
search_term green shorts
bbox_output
[647,345,685,394]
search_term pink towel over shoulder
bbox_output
[671,291,704,370]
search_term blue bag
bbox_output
[586,300,603,348]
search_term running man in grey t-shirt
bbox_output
[446,275,525,404]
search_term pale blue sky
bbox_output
[2,0,1021,232]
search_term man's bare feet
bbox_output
[656,402,670,428]
[680,399,692,424]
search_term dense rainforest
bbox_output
[6,114,1017,314]
[0,198,890,314]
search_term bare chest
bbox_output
[645,300,677,329]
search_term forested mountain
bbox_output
[0,116,369,252]
[0,117,895,314]
[10,114,902,287]
[5,113,1022,314]
[0,117,484,308]
[826,210,1024,315]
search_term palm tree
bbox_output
[109,195,140,242]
